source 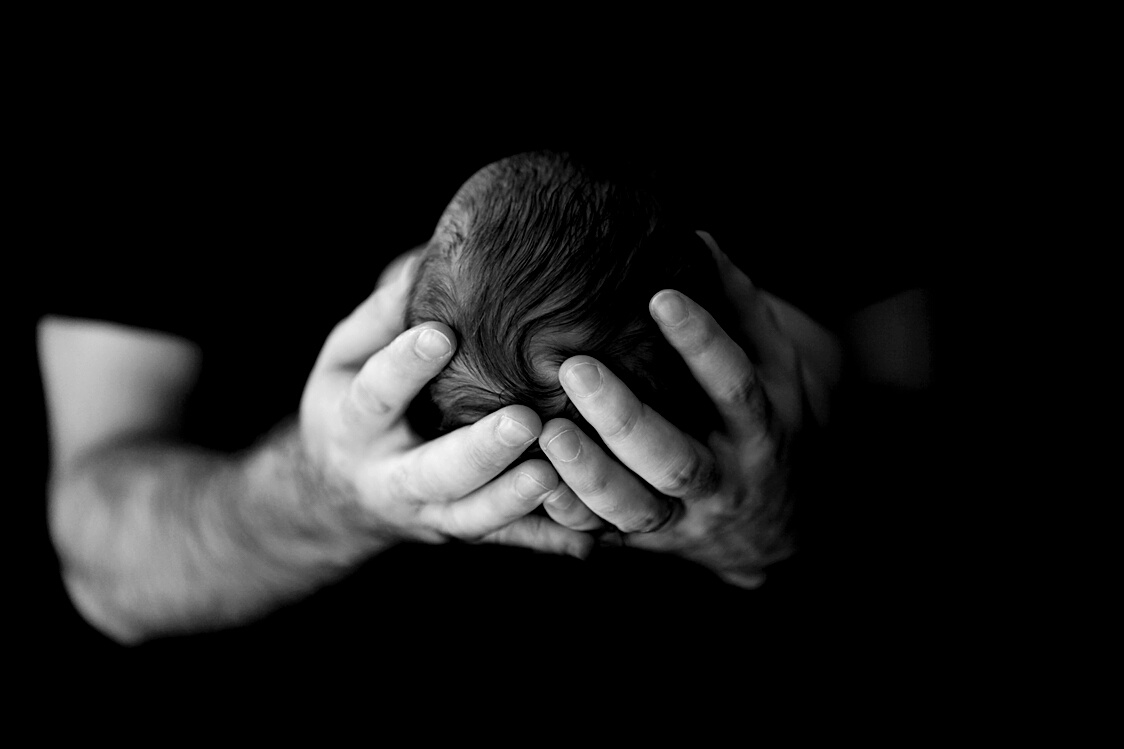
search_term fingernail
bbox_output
[565,362,603,397]
[515,472,550,499]
[546,491,574,510]
[415,328,451,361]
[497,416,536,447]
[546,429,581,462]
[652,291,689,326]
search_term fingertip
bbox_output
[411,322,457,363]
[513,472,552,502]
[559,354,601,376]
[650,292,720,357]
[560,358,605,399]
[696,229,729,267]
[697,229,757,288]
[539,417,578,445]
[650,289,691,328]
[497,404,543,435]
[513,458,559,499]
[696,229,723,260]
[378,253,415,292]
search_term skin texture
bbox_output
[40,254,591,644]
[40,228,848,643]
[536,232,841,587]
[299,253,593,554]
[406,151,733,443]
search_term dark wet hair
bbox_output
[405,151,736,445]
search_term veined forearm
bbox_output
[48,421,394,644]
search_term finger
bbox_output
[341,322,456,435]
[557,358,720,502]
[478,514,595,559]
[697,230,799,380]
[541,482,608,532]
[375,244,427,290]
[761,289,841,425]
[401,405,542,503]
[417,458,558,539]
[316,253,421,371]
[539,418,681,533]
[649,289,770,442]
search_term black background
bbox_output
[16,48,946,678]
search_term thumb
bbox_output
[697,230,799,381]
[316,253,420,372]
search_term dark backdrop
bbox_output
[18,65,943,673]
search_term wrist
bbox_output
[254,420,401,558]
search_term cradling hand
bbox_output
[300,252,593,558]
[536,233,837,584]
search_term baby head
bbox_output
[405,151,733,445]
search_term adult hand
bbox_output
[300,251,593,558]
[537,233,838,585]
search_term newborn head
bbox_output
[405,151,733,446]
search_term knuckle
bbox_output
[656,456,710,497]
[339,392,366,429]
[477,523,513,545]
[442,510,470,540]
[601,402,645,443]
[617,506,667,533]
[351,374,392,416]
[578,469,614,501]
[657,459,692,495]
[385,461,423,505]
[717,368,758,407]
[517,517,548,546]
[465,439,505,475]
[677,316,719,356]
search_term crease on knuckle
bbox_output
[717,368,758,407]
[465,438,505,475]
[385,460,424,505]
[617,506,667,533]
[658,450,719,498]
[578,470,613,501]
[351,375,392,416]
[442,510,469,540]
[602,402,645,444]
[514,516,549,548]
[681,318,718,356]
[491,523,524,546]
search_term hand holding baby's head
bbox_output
[405,151,733,447]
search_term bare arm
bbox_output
[41,258,590,645]
[538,231,932,586]
[40,320,390,643]
[48,416,383,644]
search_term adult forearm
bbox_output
[48,421,394,644]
